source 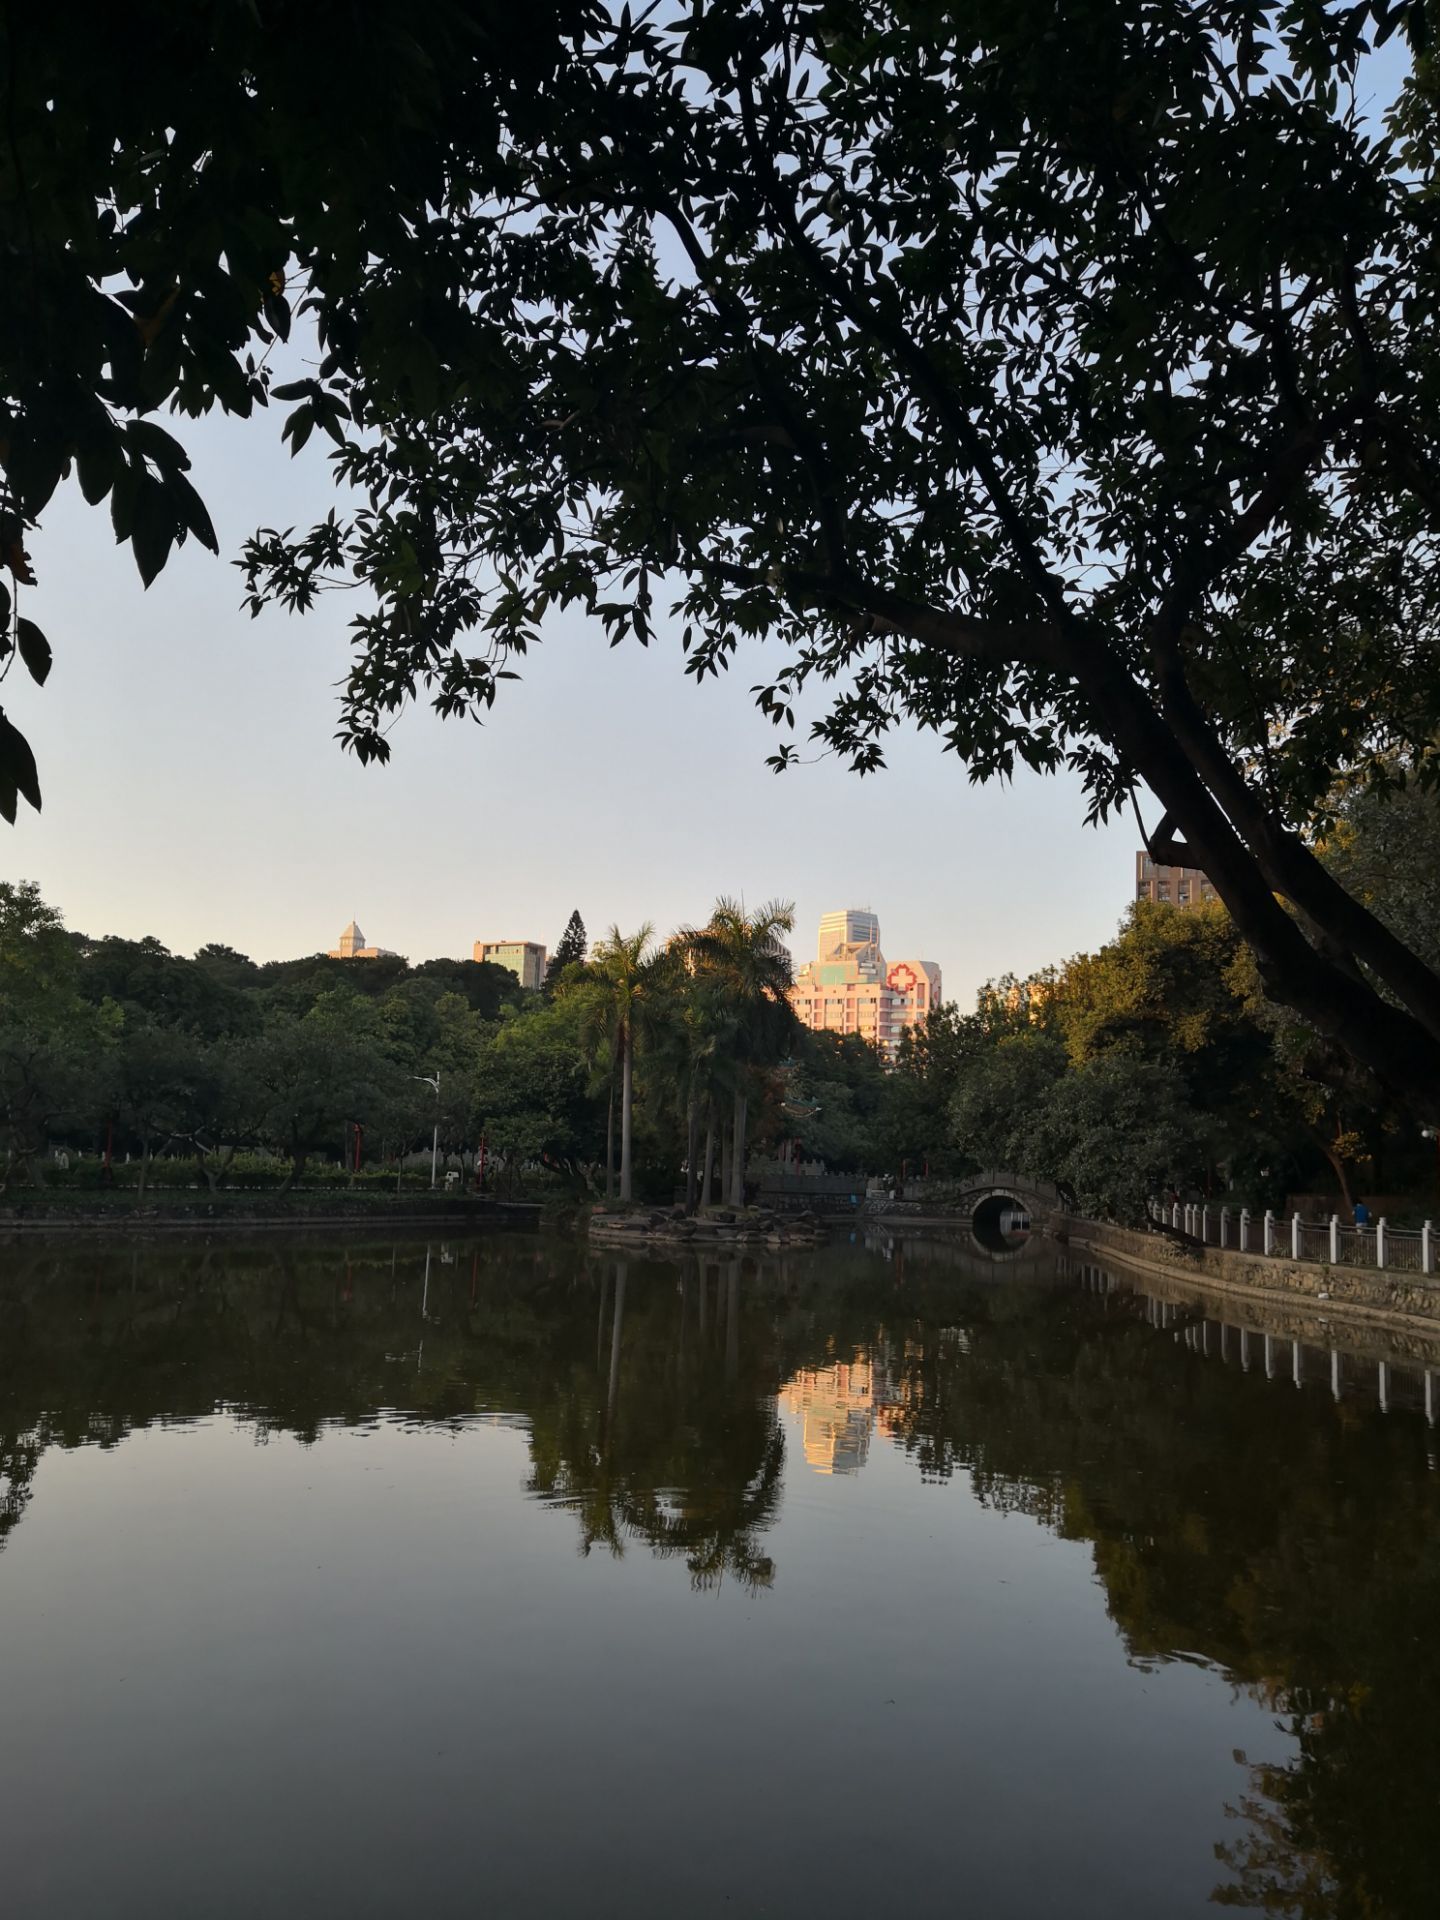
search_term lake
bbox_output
[2,1226,1437,1918]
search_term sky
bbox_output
[6,384,1137,1012]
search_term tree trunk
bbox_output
[684,1095,700,1214]
[279,1148,306,1196]
[815,284,1440,1105]
[701,1109,716,1210]
[1054,627,1440,1107]
[730,1087,748,1208]
[605,1078,615,1202]
[136,1140,151,1201]
[1314,1132,1355,1210]
[197,1145,234,1196]
[619,1021,634,1203]
[720,1120,732,1210]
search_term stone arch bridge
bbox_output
[864,1168,1062,1235]
[943,1169,1063,1234]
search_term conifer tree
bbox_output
[543,912,587,995]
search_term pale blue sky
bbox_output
[9,387,1134,1009]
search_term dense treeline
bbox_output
[4,781,1434,1213]
[0,888,809,1203]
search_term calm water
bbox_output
[3,1227,1438,1919]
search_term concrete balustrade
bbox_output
[1145,1195,1437,1285]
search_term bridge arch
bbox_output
[947,1169,1060,1249]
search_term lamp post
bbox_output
[412,1072,440,1190]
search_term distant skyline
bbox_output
[8,402,1136,1012]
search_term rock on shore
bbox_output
[587,1204,825,1251]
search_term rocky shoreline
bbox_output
[587,1205,827,1251]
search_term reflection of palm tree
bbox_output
[682,899,798,1207]
[528,1258,787,1588]
[614,1419,785,1592]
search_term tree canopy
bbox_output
[7,1,1440,1105]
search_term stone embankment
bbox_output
[0,1194,540,1235]
[588,1205,826,1251]
[1057,1215,1440,1338]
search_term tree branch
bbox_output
[698,557,1061,666]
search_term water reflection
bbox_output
[778,1350,900,1475]
[3,1230,1440,1916]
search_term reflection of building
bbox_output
[328,918,397,959]
[1135,852,1218,911]
[778,1349,898,1475]
[790,911,941,1064]
[473,939,547,989]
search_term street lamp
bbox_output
[412,1071,440,1190]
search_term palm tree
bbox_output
[647,965,736,1213]
[682,898,798,1208]
[585,924,657,1204]
[571,979,623,1200]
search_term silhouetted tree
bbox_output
[543,911,588,994]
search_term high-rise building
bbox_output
[328,919,397,959]
[1134,852,1219,911]
[789,910,940,1064]
[817,909,880,960]
[474,938,547,990]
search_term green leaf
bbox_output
[131,477,177,587]
[0,711,42,823]
[282,404,316,456]
[165,468,219,553]
[263,292,292,342]
[16,618,51,686]
[109,464,137,544]
[76,440,118,506]
[124,419,190,470]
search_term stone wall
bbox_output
[1057,1214,1440,1340]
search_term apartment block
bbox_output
[1135,853,1219,911]
[474,938,547,990]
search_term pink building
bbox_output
[789,910,941,1065]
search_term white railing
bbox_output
[1148,1199,1436,1280]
